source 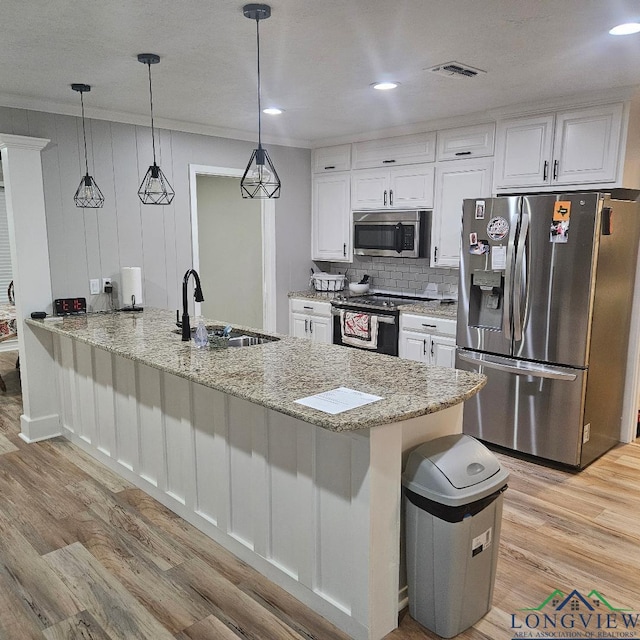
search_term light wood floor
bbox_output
[1,351,639,639]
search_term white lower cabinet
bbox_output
[430,334,457,368]
[289,298,333,344]
[399,313,456,367]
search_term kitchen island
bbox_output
[27,308,485,640]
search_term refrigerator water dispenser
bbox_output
[468,270,503,329]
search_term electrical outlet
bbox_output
[102,277,112,292]
[89,279,100,295]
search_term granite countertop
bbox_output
[27,308,485,433]
[288,289,343,301]
[398,301,458,320]
[289,290,459,319]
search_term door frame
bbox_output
[188,164,276,332]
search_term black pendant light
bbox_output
[137,53,175,205]
[241,4,281,199]
[71,84,105,209]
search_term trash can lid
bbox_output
[402,434,509,506]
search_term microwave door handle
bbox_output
[394,223,403,253]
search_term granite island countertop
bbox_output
[27,308,484,432]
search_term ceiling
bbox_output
[2,0,640,147]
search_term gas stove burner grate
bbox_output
[331,293,437,311]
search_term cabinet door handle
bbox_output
[324,165,335,170]
[455,151,472,156]
[553,160,559,180]
[309,320,313,334]
[543,160,548,181]
[384,190,387,206]
[434,246,438,263]
[303,305,313,310]
[343,243,347,257]
[423,339,427,356]
[389,189,394,206]
[382,159,396,164]
[305,319,308,333]
[422,323,437,328]
[431,341,434,357]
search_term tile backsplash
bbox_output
[314,255,459,298]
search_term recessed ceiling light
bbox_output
[372,82,400,91]
[263,107,283,115]
[609,22,640,35]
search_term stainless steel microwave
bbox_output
[353,210,431,258]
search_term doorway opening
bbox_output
[188,164,276,332]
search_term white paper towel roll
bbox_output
[121,267,143,308]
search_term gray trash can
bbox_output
[402,434,509,638]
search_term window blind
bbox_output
[0,189,12,305]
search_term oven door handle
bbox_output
[331,309,396,325]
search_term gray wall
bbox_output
[197,175,263,329]
[0,106,312,333]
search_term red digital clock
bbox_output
[54,297,87,316]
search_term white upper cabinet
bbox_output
[431,158,493,268]
[494,114,554,188]
[552,106,623,184]
[352,132,436,170]
[351,168,388,209]
[312,171,352,262]
[312,144,351,173]
[495,103,624,190]
[436,123,495,161]
[351,164,435,210]
[389,165,436,208]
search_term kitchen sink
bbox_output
[174,325,280,347]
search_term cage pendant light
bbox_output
[137,53,175,205]
[241,4,281,199]
[72,84,105,209]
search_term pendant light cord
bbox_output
[146,62,158,165]
[80,90,89,176]
[256,16,262,149]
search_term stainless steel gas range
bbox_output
[331,293,435,356]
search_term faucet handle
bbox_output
[175,309,182,328]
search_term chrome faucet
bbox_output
[181,269,204,341]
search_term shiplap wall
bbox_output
[0,106,312,333]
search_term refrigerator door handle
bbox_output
[457,350,578,381]
[503,212,518,341]
[512,210,529,342]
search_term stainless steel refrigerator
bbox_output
[455,193,640,467]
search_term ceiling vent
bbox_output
[426,62,486,79]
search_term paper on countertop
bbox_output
[295,387,383,415]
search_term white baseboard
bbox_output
[19,413,61,442]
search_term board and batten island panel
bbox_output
[28,308,485,640]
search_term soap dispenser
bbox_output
[194,318,209,348]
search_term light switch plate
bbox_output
[89,279,100,295]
